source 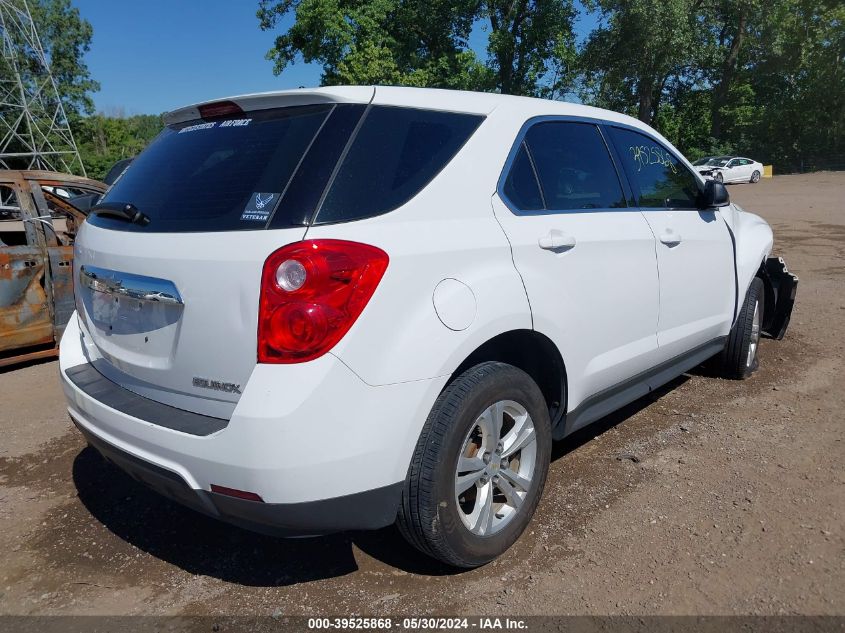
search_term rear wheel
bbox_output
[713,277,764,379]
[750,170,761,183]
[397,362,551,568]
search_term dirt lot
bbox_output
[0,172,842,618]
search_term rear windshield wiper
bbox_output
[90,201,150,226]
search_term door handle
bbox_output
[658,230,682,246]
[538,230,576,251]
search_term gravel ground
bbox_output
[0,172,842,618]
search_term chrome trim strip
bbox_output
[79,265,183,306]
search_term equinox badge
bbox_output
[192,377,242,394]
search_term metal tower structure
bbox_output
[0,0,85,174]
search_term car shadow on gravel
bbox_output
[71,445,459,584]
[71,376,689,586]
[548,375,689,462]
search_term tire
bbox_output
[397,361,552,568]
[714,277,764,379]
[750,170,761,183]
[714,172,724,183]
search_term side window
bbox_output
[607,127,700,209]
[315,106,484,224]
[0,184,20,220]
[0,184,27,247]
[523,122,626,210]
[502,143,544,211]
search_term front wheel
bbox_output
[397,362,552,568]
[713,277,764,379]
[750,170,761,183]
[714,172,724,183]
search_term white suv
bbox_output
[60,86,797,568]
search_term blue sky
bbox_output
[73,0,598,116]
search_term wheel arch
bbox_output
[448,329,567,432]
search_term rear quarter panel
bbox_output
[304,114,532,386]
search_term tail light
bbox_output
[258,240,389,364]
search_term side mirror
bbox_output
[701,179,730,208]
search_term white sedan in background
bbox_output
[695,156,764,184]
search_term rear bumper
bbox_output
[60,314,447,535]
[72,417,402,536]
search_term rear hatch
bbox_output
[73,92,370,418]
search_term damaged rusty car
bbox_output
[0,170,106,367]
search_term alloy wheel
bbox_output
[454,400,537,536]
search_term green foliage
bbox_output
[0,0,99,173]
[257,0,577,96]
[741,0,845,170]
[579,0,700,124]
[257,0,489,89]
[15,0,840,178]
[580,0,844,171]
[74,113,163,181]
[483,0,578,97]
[25,0,99,117]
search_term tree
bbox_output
[705,0,756,140]
[258,0,486,88]
[742,0,844,170]
[578,0,702,126]
[257,0,577,96]
[483,0,577,97]
[75,113,163,180]
[26,0,99,117]
[0,0,98,172]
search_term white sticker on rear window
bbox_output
[240,192,278,222]
[178,122,217,134]
[219,118,252,128]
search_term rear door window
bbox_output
[314,107,484,224]
[89,104,335,233]
[502,143,544,211]
[521,122,626,211]
[608,127,700,209]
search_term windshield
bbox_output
[692,157,713,166]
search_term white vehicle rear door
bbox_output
[492,119,660,412]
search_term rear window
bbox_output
[315,107,483,224]
[89,104,483,233]
[89,104,334,233]
[523,122,626,211]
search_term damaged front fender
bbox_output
[760,257,798,340]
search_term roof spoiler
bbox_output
[164,86,376,125]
